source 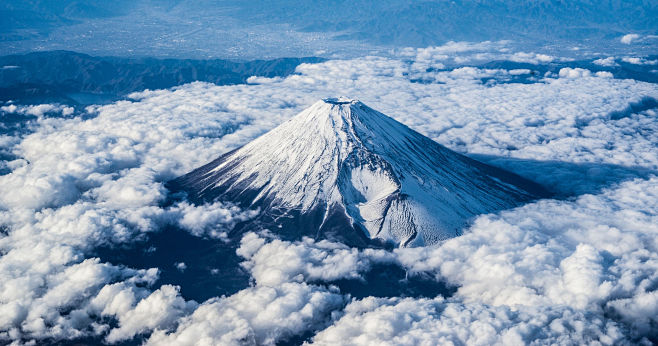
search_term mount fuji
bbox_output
[168,98,548,247]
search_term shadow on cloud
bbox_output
[472,154,657,198]
[94,226,457,304]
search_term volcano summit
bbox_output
[169,98,548,247]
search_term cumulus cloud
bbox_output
[0,104,74,117]
[147,283,346,346]
[509,52,555,64]
[620,33,641,44]
[174,262,187,272]
[621,57,658,65]
[172,202,259,239]
[310,296,624,345]
[557,67,613,80]
[0,86,267,343]
[593,57,619,67]
[0,254,161,342]
[237,232,394,286]
[0,47,657,344]
[397,41,563,66]
[595,71,614,78]
[558,67,592,78]
[105,285,196,343]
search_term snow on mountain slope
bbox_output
[169,98,548,247]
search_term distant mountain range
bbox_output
[0,51,323,104]
[234,0,658,45]
[2,1,657,53]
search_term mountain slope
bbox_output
[169,98,548,247]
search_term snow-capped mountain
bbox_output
[169,98,548,247]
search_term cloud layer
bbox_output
[0,47,657,344]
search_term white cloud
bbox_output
[147,283,346,346]
[237,232,395,286]
[310,296,625,345]
[595,71,614,78]
[105,285,196,343]
[246,76,285,84]
[172,201,259,239]
[621,57,658,65]
[608,291,658,338]
[508,68,531,75]
[558,67,592,78]
[0,253,161,342]
[593,57,619,67]
[397,42,563,66]
[174,262,187,272]
[0,79,297,343]
[620,34,641,44]
[0,104,74,117]
[509,52,555,64]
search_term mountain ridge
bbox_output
[0,51,324,103]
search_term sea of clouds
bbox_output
[1,43,657,344]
